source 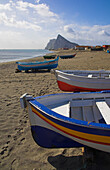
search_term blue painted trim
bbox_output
[17,56,59,65]
[31,92,110,129]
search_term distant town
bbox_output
[75,45,110,52]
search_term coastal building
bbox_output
[75,45,91,50]
[103,45,110,51]
[75,45,103,51]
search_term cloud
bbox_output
[0,12,41,31]
[15,1,57,18]
[64,25,75,34]
[16,1,29,11]
[63,24,110,45]
[0,1,109,48]
[35,0,41,4]
[0,0,59,31]
[35,4,57,17]
[98,30,110,36]
[0,0,61,48]
[0,3,12,11]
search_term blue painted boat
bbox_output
[16,57,59,71]
[60,53,76,59]
[20,91,110,152]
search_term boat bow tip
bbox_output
[20,93,33,109]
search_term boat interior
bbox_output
[62,70,110,78]
[45,96,110,125]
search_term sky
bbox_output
[0,0,110,49]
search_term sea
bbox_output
[0,49,51,63]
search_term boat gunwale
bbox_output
[55,70,110,80]
[29,92,110,130]
[17,56,59,66]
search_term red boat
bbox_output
[52,70,110,92]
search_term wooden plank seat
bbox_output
[52,102,70,117]
[96,101,110,124]
[88,74,92,78]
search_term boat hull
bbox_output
[31,125,82,148]
[20,92,110,152]
[17,57,59,71]
[54,70,110,92]
[30,100,110,152]
[57,80,110,92]
[60,54,76,59]
[43,55,56,59]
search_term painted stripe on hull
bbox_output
[30,99,110,133]
[57,80,110,92]
[31,106,110,147]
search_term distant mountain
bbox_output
[45,34,79,50]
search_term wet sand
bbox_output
[0,50,110,170]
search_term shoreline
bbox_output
[0,50,110,170]
[0,49,52,64]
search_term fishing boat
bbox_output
[16,57,59,72]
[52,69,110,92]
[43,55,56,59]
[60,53,76,59]
[20,91,110,152]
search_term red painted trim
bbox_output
[57,80,110,92]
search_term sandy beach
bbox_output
[0,50,110,170]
